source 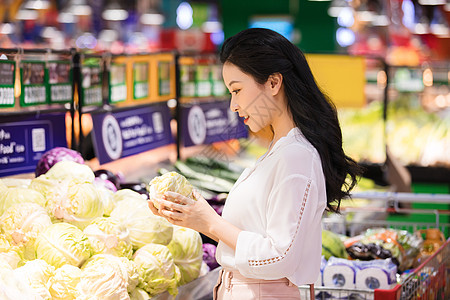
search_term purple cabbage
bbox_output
[93,177,118,192]
[203,243,219,270]
[35,147,84,177]
[94,169,121,189]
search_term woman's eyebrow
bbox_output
[228,80,241,87]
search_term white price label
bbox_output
[0,87,14,105]
[84,87,102,105]
[51,85,72,102]
[134,83,148,99]
[32,128,46,152]
[24,86,46,104]
[111,85,127,102]
[196,81,212,97]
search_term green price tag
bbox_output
[195,65,211,97]
[47,61,72,104]
[158,61,171,96]
[180,65,196,98]
[211,65,226,97]
[0,60,15,108]
[109,63,127,103]
[81,64,103,106]
[133,62,149,100]
[20,61,48,106]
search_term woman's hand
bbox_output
[148,189,219,235]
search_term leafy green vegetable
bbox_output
[35,223,93,268]
[167,226,203,286]
[132,243,179,297]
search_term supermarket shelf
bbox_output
[359,163,450,185]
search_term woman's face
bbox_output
[222,62,274,132]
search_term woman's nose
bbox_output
[230,100,239,112]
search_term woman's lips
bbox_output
[243,116,249,124]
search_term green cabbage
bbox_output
[0,257,12,270]
[29,175,60,200]
[129,287,151,300]
[48,264,82,300]
[46,182,104,229]
[96,187,115,216]
[35,223,93,268]
[0,187,46,215]
[29,175,59,198]
[0,202,52,260]
[167,226,203,286]
[14,259,55,300]
[148,172,193,209]
[0,233,22,269]
[77,254,139,299]
[322,230,348,260]
[0,178,32,188]
[132,243,179,297]
[44,161,95,184]
[113,189,144,203]
[0,179,7,192]
[83,217,133,259]
[110,198,173,248]
[0,264,43,300]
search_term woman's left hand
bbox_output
[154,189,219,234]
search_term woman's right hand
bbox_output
[147,197,165,217]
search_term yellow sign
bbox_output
[305,54,366,108]
[113,53,176,108]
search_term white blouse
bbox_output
[216,127,327,286]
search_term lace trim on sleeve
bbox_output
[247,179,312,266]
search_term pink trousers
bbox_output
[213,269,301,300]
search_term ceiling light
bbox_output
[24,0,50,10]
[430,6,450,36]
[68,0,92,16]
[99,29,119,43]
[372,15,390,26]
[0,23,14,35]
[176,2,193,30]
[102,1,128,21]
[41,26,59,39]
[140,12,165,25]
[15,8,38,20]
[328,0,350,18]
[336,27,355,47]
[418,0,445,5]
[57,12,77,23]
[202,21,223,33]
[338,7,354,27]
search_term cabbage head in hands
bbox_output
[148,172,194,209]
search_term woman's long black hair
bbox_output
[220,28,362,213]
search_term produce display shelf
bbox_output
[151,267,221,300]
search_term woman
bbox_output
[149,28,362,299]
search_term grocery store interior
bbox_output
[0,0,449,299]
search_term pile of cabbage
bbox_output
[0,161,205,300]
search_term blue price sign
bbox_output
[91,103,173,165]
[180,100,248,147]
[0,112,67,176]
